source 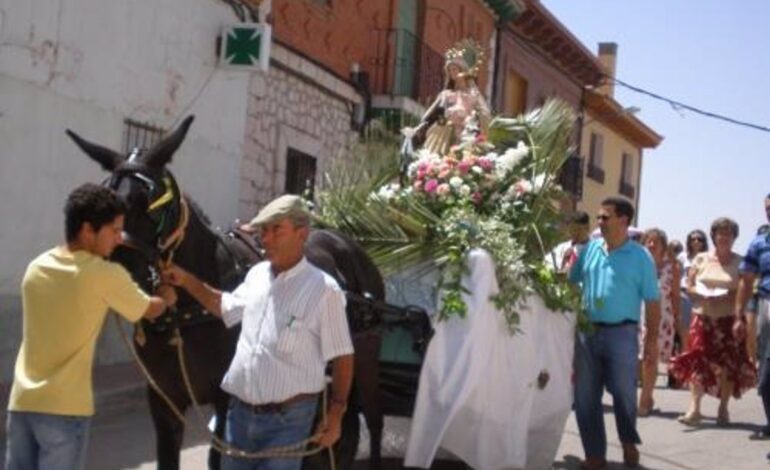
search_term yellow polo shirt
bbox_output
[8,247,150,416]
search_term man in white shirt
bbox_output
[163,194,354,470]
[548,210,591,273]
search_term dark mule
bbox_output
[66,116,386,470]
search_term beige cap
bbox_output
[243,194,309,231]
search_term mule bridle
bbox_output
[108,163,188,266]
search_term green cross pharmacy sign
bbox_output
[220,23,271,70]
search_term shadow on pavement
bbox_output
[353,457,469,469]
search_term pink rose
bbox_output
[513,179,532,195]
[424,179,439,193]
[413,181,423,191]
[457,161,471,175]
[472,191,483,205]
[436,183,451,196]
[478,157,494,171]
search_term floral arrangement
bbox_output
[317,99,583,332]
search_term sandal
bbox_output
[638,399,655,417]
[677,412,702,426]
[717,408,730,427]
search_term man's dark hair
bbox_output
[64,183,126,242]
[569,210,590,226]
[601,197,635,223]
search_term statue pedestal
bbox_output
[405,249,576,469]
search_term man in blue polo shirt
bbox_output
[735,194,770,445]
[569,197,661,470]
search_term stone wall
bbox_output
[238,43,364,219]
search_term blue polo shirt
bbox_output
[569,238,660,323]
[740,233,770,298]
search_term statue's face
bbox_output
[446,63,463,81]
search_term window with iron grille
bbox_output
[123,119,165,155]
[285,148,317,198]
[558,153,584,199]
[619,152,636,199]
[587,132,605,183]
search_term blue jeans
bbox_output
[574,323,641,459]
[221,396,318,470]
[5,411,91,470]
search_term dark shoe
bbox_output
[750,428,770,440]
[580,456,607,470]
[622,443,640,468]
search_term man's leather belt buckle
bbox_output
[593,319,638,328]
[246,392,318,414]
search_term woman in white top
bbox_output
[671,218,756,426]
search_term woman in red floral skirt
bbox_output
[671,217,756,426]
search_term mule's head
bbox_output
[66,116,195,290]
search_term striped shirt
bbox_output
[220,257,353,405]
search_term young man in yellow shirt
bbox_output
[5,183,176,470]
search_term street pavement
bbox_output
[81,376,770,470]
[2,368,770,469]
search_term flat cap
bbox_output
[245,194,309,230]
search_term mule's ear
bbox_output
[66,129,125,171]
[144,115,195,169]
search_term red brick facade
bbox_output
[271,0,395,81]
[421,0,497,92]
[271,0,497,97]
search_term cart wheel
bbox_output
[303,406,360,470]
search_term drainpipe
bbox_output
[575,87,586,158]
[491,21,504,112]
[634,148,644,225]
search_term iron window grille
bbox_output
[285,148,317,199]
[123,119,165,155]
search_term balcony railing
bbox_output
[558,153,584,198]
[368,29,444,107]
[619,180,636,199]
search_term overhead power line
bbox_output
[608,76,770,134]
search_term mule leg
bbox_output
[207,390,230,470]
[353,332,383,470]
[148,386,186,470]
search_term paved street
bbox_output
[69,377,770,468]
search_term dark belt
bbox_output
[592,319,638,328]
[236,392,318,414]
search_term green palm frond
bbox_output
[316,99,582,328]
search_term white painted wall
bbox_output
[0,0,258,378]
